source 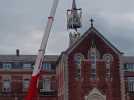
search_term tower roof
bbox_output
[72,0,77,10]
[67,0,82,30]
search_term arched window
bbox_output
[103,54,113,80]
[88,49,100,80]
[103,54,113,63]
[74,53,84,79]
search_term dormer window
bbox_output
[23,63,32,69]
[74,53,84,79]
[42,63,51,71]
[2,63,12,70]
[124,63,134,72]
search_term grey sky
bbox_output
[0,0,134,56]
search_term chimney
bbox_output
[16,49,20,56]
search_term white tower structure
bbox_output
[67,0,82,46]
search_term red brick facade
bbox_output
[56,26,134,100]
[0,55,58,100]
[64,28,122,100]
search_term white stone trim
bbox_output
[64,54,69,100]
[85,88,106,100]
[119,55,126,100]
[2,75,11,80]
[103,53,113,63]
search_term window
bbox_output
[103,54,113,63]
[103,54,113,80]
[91,74,96,80]
[127,77,134,92]
[42,79,51,92]
[105,64,111,80]
[88,41,100,80]
[23,63,32,69]
[74,53,84,79]
[2,63,12,70]
[124,63,134,72]
[3,79,11,92]
[90,52,96,65]
[14,62,22,69]
[42,63,51,71]
[89,50,97,80]
[23,79,30,91]
[91,68,97,80]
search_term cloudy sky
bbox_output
[0,0,134,56]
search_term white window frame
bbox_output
[103,54,113,81]
[23,79,30,91]
[42,78,51,92]
[88,49,100,60]
[2,79,11,92]
[125,63,134,72]
[127,77,134,92]
[74,53,84,79]
[23,63,32,69]
[89,49,97,80]
[43,63,51,71]
[2,63,12,70]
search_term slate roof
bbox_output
[0,55,59,62]
[65,27,122,55]
[122,56,134,63]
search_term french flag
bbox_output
[25,51,44,100]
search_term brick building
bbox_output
[0,25,134,100]
[0,0,134,100]
[56,26,133,100]
[0,53,58,100]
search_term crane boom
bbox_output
[25,0,59,100]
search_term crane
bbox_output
[25,0,59,100]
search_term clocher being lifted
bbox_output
[67,0,82,31]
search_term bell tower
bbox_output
[67,0,82,46]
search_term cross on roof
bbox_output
[90,18,94,27]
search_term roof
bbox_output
[122,56,134,63]
[0,55,59,62]
[72,0,77,10]
[65,27,122,55]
